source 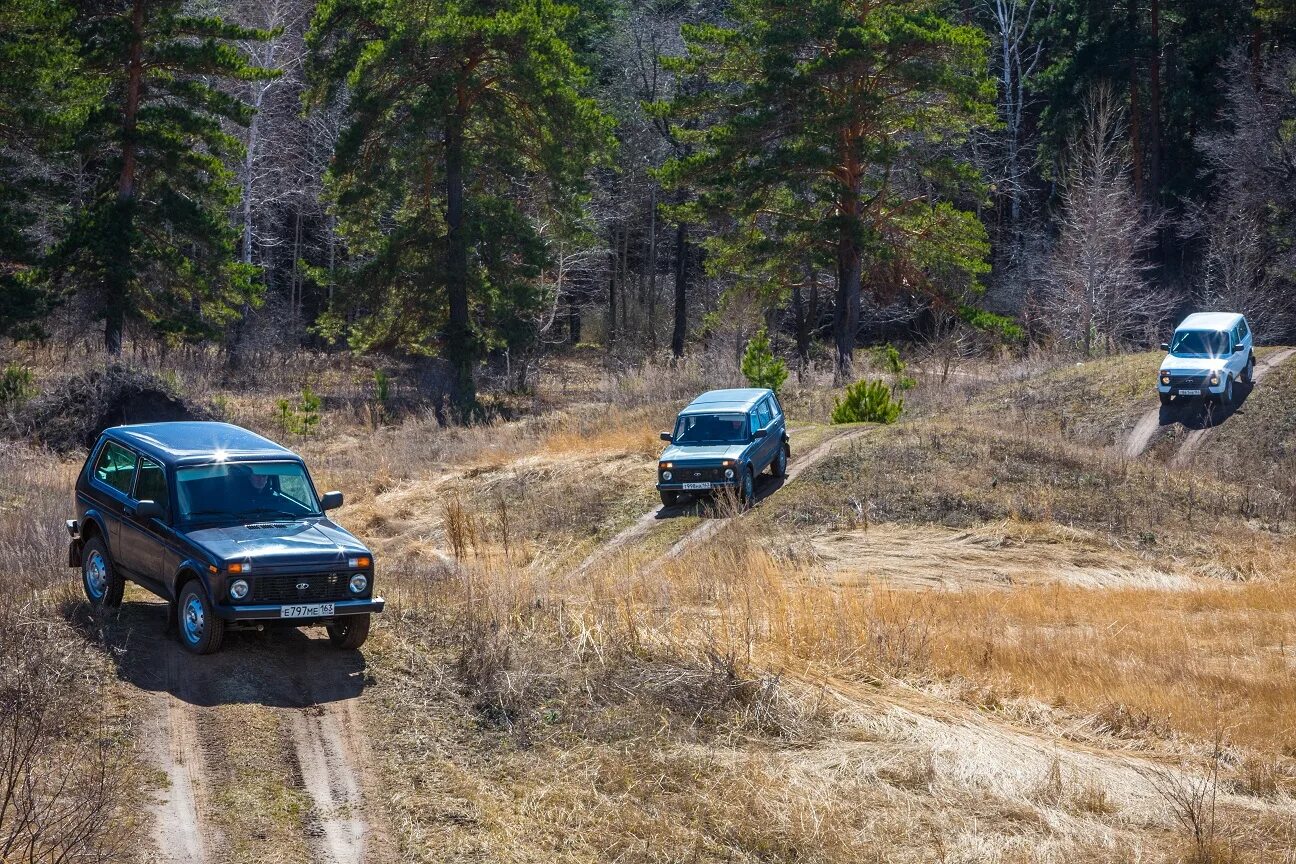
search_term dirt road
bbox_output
[103,603,380,864]
[1122,348,1295,459]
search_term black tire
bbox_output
[771,443,789,478]
[177,581,224,655]
[328,614,371,650]
[740,469,756,510]
[1159,392,1172,407]
[1221,375,1235,406]
[1242,355,1255,385]
[81,537,124,609]
[660,490,678,507]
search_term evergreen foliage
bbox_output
[740,328,788,394]
[47,0,274,352]
[831,379,904,425]
[306,0,612,406]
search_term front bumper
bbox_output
[657,478,739,492]
[1158,379,1226,397]
[213,597,385,621]
[66,520,82,567]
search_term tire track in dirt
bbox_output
[147,693,209,863]
[272,652,374,864]
[568,426,820,578]
[655,425,873,567]
[1171,347,1295,468]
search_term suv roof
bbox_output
[680,388,772,416]
[104,422,299,467]
[1176,312,1244,331]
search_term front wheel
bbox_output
[1159,392,1173,407]
[1220,376,1235,407]
[1242,356,1255,385]
[771,444,789,478]
[660,490,678,508]
[177,582,224,655]
[328,614,371,650]
[740,469,756,510]
[81,537,124,609]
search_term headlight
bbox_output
[1209,372,1220,385]
[1160,373,1170,384]
[349,573,368,594]
[229,579,249,600]
[662,470,672,481]
[724,468,735,479]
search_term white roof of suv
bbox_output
[1177,312,1244,331]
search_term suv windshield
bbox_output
[673,413,748,445]
[1170,329,1231,359]
[176,461,321,524]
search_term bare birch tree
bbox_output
[1034,85,1170,355]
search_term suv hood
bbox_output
[188,519,368,568]
[1160,355,1227,374]
[661,443,748,463]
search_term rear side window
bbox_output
[1239,320,1250,340]
[763,396,780,422]
[755,401,772,428]
[134,457,170,517]
[93,441,137,495]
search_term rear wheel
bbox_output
[771,443,789,478]
[659,490,678,508]
[328,614,371,650]
[177,582,224,655]
[81,537,123,609]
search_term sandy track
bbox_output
[1171,347,1296,467]
[1123,348,1295,459]
[148,692,208,863]
[656,426,873,566]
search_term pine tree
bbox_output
[0,0,93,338]
[51,0,272,353]
[306,0,611,408]
[660,0,995,379]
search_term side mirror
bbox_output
[320,491,344,511]
[1234,343,1245,353]
[660,432,673,443]
[134,500,163,520]
[1160,342,1169,351]
[752,428,768,439]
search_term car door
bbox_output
[120,455,171,587]
[766,395,786,450]
[88,439,137,560]
[752,400,775,470]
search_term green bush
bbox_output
[871,344,916,391]
[741,327,788,394]
[0,365,35,410]
[276,384,322,436]
[831,379,903,424]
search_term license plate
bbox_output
[1178,388,1200,396]
[682,482,712,490]
[281,603,334,618]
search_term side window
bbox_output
[1240,320,1250,340]
[768,395,782,420]
[134,457,170,517]
[93,441,137,496]
[761,397,776,425]
[749,412,760,436]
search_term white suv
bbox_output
[1157,312,1254,407]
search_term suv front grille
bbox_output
[672,466,727,482]
[251,573,353,603]
[1169,374,1210,388]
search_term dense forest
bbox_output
[3,0,1296,400]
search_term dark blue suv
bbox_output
[67,422,383,654]
[656,388,789,508]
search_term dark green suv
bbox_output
[656,388,789,508]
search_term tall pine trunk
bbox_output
[671,220,688,359]
[106,0,146,355]
[445,108,474,407]
[833,170,862,382]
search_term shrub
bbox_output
[275,384,323,436]
[870,344,916,391]
[831,379,903,424]
[741,328,788,394]
[0,364,35,410]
